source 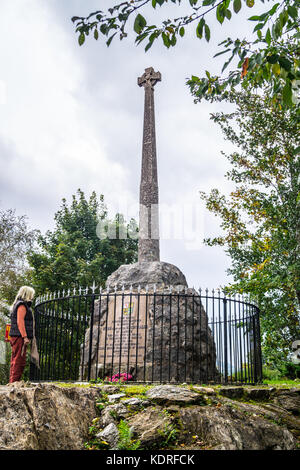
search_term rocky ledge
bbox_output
[0,382,102,450]
[0,382,299,450]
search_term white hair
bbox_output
[11,286,35,311]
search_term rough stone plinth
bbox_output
[80,262,217,383]
[105,261,188,290]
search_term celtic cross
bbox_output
[137,67,161,262]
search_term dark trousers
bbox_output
[9,337,27,383]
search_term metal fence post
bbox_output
[87,293,95,382]
[256,307,263,383]
[223,297,228,384]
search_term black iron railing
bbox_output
[30,287,262,385]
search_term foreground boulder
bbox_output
[0,382,102,450]
[179,404,296,450]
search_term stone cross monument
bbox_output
[80,67,218,383]
[138,67,161,262]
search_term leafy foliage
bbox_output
[72,0,300,108]
[27,189,138,294]
[188,35,300,112]
[0,302,10,385]
[0,208,38,304]
[200,90,300,366]
[117,420,141,450]
[278,361,300,379]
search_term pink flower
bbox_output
[105,373,133,383]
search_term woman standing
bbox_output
[9,286,35,383]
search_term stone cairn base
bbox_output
[79,262,218,383]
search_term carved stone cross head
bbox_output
[138,67,161,89]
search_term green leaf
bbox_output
[145,41,154,52]
[94,29,99,40]
[100,24,108,35]
[170,34,177,46]
[135,32,148,45]
[106,32,117,47]
[205,24,210,42]
[225,9,232,20]
[287,5,297,20]
[216,4,225,24]
[162,32,170,48]
[233,0,242,14]
[268,3,280,17]
[246,0,255,7]
[278,57,291,71]
[272,62,280,75]
[196,18,205,38]
[253,23,264,32]
[265,28,271,46]
[267,54,279,64]
[134,14,147,34]
[78,33,85,46]
[179,26,185,37]
[202,0,215,5]
[248,15,261,21]
[282,81,292,106]
[255,53,263,65]
[214,48,231,58]
[222,55,234,72]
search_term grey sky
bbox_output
[0,0,265,291]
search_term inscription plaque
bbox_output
[98,294,147,369]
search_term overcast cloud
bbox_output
[0,0,265,291]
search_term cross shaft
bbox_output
[138,67,161,262]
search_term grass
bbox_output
[48,381,92,388]
[261,378,300,387]
[119,384,153,396]
[39,379,300,391]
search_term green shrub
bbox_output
[278,362,300,380]
[262,366,282,381]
